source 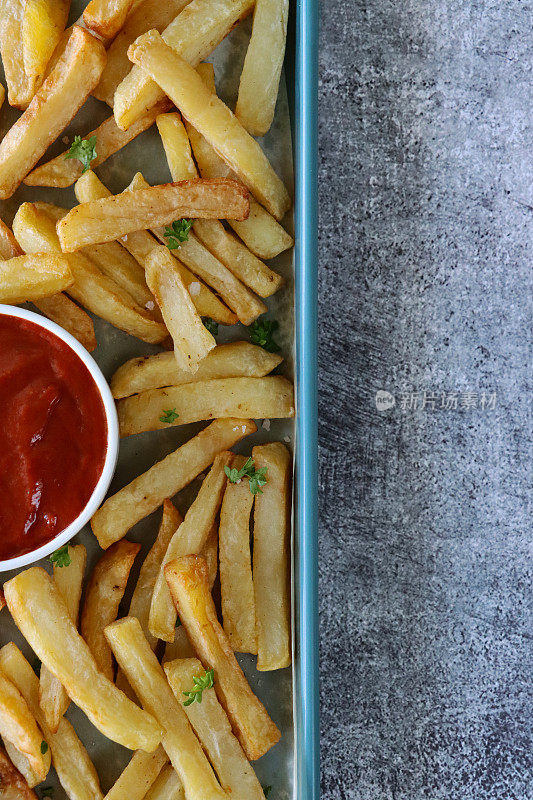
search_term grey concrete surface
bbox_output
[318,2,532,798]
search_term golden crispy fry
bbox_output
[129,30,290,219]
[149,453,231,641]
[84,0,136,39]
[22,0,70,88]
[32,294,97,351]
[0,591,5,613]
[0,254,73,304]
[13,203,167,344]
[156,111,282,297]
[105,617,226,800]
[82,240,156,313]
[0,643,104,800]
[111,342,282,399]
[103,746,168,800]
[40,545,86,733]
[252,442,291,670]
[162,629,195,664]
[129,500,182,649]
[129,171,262,324]
[57,179,249,252]
[145,764,185,800]
[75,171,236,325]
[236,0,289,136]
[81,541,140,680]
[94,0,190,106]
[156,112,198,181]
[3,568,161,752]
[114,0,254,130]
[0,26,106,199]
[3,739,41,789]
[165,556,281,759]
[201,526,218,590]
[0,220,23,260]
[0,744,37,799]
[184,121,292,260]
[0,0,35,109]
[118,376,295,436]
[0,670,48,782]
[165,658,265,799]
[0,83,4,110]
[219,456,257,653]
[25,103,170,188]
[91,418,256,549]
[145,245,216,373]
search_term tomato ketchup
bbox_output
[0,314,107,560]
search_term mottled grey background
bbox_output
[318,2,532,798]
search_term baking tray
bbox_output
[0,0,319,797]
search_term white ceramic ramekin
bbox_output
[0,305,119,572]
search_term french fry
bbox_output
[113,0,254,130]
[24,103,171,188]
[81,540,140,680]
[0,215,97,349]
[149,453,231,642]
[82,239,156,313]
[0,83,4,111]
[32,294,97,352]
[165,658,265,799]
[104,617,226,800]
[145,245,216,372]
[202,525,218,590]
[22,0,71,88]
[165,556,281,760]
[0,670,49,782]
[84,0,136,40]
[0,0,35,109]
[40,544,86,733]
[129,500,182,649]
[75,171,237,325]
[94,0,191,106]
[156,112,198,181]
[128,30,290,220]
[0,643,104,800]
[91,418,256,549]
[185,120,292,259]
[3,568,161,752]
[144,764,185,800]
[0,26,106,199]
[118,376,295,436]
[0,744,37,799]
[252,442,291,670]
[0,254,73,304]
[129,171,263,324]
[157,111,282,297]
[0,592,5,613]
[103,746,168,800]
[3,739,41,789]
[111,342,282,399]
[219,455,257,653]
[13,203,168,344]
[57,179,249,252]
[235,0,289,137]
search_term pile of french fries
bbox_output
[0,0,294,797]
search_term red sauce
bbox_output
[0,315,107,560]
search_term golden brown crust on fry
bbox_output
[81,540,141,680]
[0,745,37,799]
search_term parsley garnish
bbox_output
[183,668,214,706]
[203,317,218,336]
[49,545,71,568]
[224,457,268,496]
[159,408,179,424]
[164,219,193,249]
[250,318,280,353]
[263,787,272,798]
[65,135,97,174]
[40,741,48,754]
